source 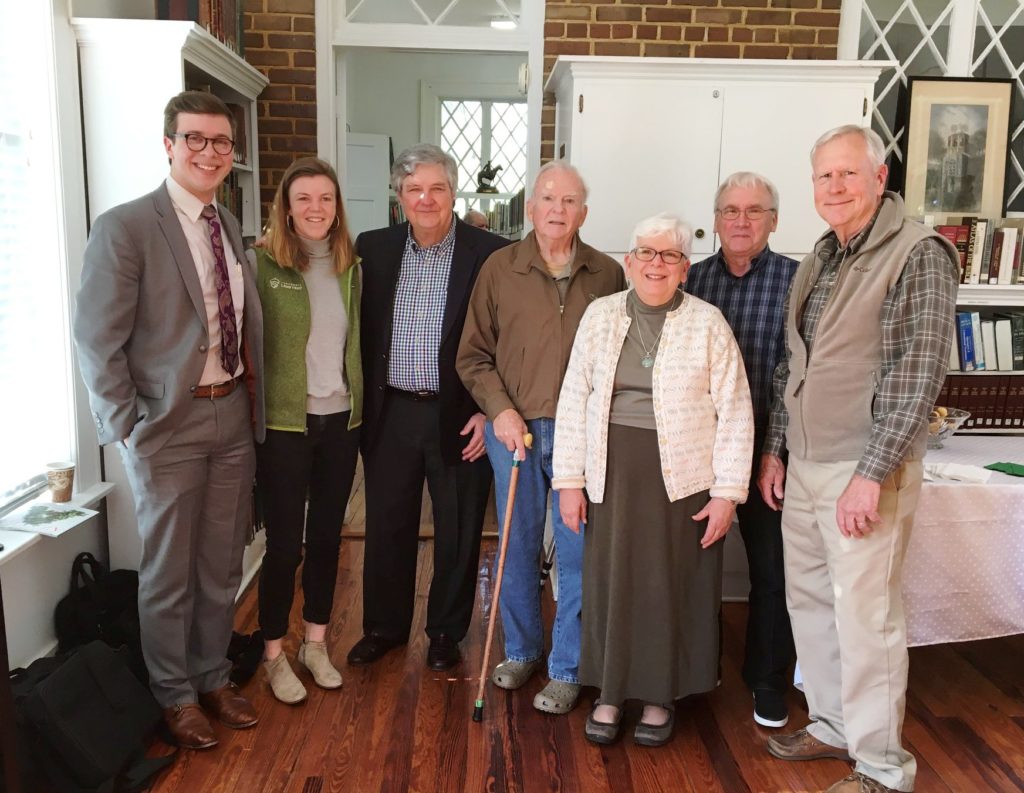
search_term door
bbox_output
[570,79,724,257]
[719,83,870,256]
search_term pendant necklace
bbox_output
[630,293,679,368]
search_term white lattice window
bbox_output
[344,0,520,28]
[441,98,527,215]
[842,0,1024,210]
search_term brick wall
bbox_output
[542,0,842,159]
[243,0,317,222]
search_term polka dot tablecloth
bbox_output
[905,434,1024,646]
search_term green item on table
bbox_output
[983,462,1024,477]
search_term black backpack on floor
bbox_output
[53,553,145,683]
[10,641,174,793]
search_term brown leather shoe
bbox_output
[163,703,218,750]
[824,772,897,792]
[766,728,852,763]
[198,682,259,729]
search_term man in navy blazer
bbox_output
[348,144,510,671]
[73,91,265,750]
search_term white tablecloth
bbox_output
[905,435,1024,646]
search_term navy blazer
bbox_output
[357,218,511,465]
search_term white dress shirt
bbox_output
[165,176,245,385]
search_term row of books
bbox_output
[156,0,244,55]
[483,188,526,239]
[227,103,248,166]
[216,171,244,226]
[936,374,1024,431]
[932,216,1024,286]
[953,311,1024,372]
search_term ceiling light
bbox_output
[490,19,517,30]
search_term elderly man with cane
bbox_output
[458,161,625,715]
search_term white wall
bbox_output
[70,0,154,18]
[343,49,526,154]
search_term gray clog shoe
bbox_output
[532,680,581,714]
[491,658,542,690]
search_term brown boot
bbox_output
[163,703,217,749]
[198,682,259,729]
[766,728,851,762]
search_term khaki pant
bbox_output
[782,456,922,792]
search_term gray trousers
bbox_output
[120,386,255,708]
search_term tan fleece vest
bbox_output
[783,193,959,462]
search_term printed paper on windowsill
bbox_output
[0,502,98,537]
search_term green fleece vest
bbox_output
[254,247,363,432]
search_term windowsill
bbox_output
[0,482,114,566]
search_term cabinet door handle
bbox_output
[695,228,706,239]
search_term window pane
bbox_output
[974,0,1024,210]
[489,102,527,195]
[441,100,483,193]
[0,4,73,504]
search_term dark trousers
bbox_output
[361,395,492,642]
[736,454,795,693]
[256,412,360,641]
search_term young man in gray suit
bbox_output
[74,91,265,750]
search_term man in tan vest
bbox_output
[758,125,959,793]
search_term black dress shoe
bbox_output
[346,633,403,666]
[426,634,461,671]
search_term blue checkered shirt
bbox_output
[388,220,456,392]
[685,246,798,429]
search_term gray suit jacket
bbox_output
[74,183,265,458]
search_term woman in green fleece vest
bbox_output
[248,157,363,704]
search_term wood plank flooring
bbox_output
[144,521,1024,792]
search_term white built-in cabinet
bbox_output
[73,18,268,238]
[545,57,892,259]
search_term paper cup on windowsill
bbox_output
[46,462,75,503]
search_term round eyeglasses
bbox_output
[171,132,235,155]
[715,206,774,221]
[630,246,686,265]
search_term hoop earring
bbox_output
[286,216,294,232]
[330,216,340,232]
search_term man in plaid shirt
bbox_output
[759,126,959,793]
[685,172,798,731]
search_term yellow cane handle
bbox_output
[523,432,534,449]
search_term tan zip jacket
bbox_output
[457,231,626,421]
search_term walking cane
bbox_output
[473,432,533,722]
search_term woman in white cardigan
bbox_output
[552,213,753,747]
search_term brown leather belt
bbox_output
[193,376,241,399]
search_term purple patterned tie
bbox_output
[201,204,239,376]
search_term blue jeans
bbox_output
[485,417,581,683]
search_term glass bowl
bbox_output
[927,407,971,449]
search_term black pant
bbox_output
[361,395,492,642]
[256,412,360,640]
[736,454,795,693]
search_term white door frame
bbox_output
[315,0,544,200]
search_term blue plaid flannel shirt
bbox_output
[685,246,798,432]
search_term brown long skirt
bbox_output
[579,423,723,705]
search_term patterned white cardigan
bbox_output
[551,289,753,504]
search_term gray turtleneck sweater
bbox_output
[300,236,350,415]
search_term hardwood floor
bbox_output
[145,536,1024,792]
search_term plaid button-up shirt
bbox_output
[765,213,958,482]
[685,246,798,430]
[388,219,456,392]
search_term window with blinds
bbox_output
[0,4,75,508]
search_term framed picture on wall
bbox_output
[901,77,1013,219]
